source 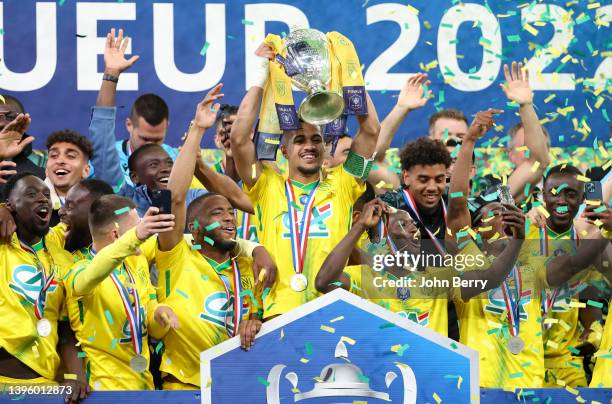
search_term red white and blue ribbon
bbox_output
[285,180,319,276]
[218,259,243,337]
[378,217,399,254]
[539,226,578,316]
[240,210,251,240]
[109,266,143,356]
[401,189,446,255]
[500,266,523,337]
[20,240,55,320]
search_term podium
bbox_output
[201,289,479,403]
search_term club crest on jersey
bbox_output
[484,285,532,319]
[200,292,249,334]
[282,203,332,239]
[9,264,58,305]
[119,306,148,344]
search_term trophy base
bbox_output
[299,91,345,125]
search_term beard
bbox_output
[65,227,91,252]
[297,164,321,176]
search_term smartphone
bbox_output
[150,189,172,214]
[497,185,515,205]
[584,181,603,201]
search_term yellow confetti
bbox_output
[406,4,419,15]
[544,94,556,103]
[523,23,539,36]
[530,161,541,173]
[575,175,590,182]
[63,373,78,380]
[280,328,284,339]
[478,226,492,232]
[341,336,356,345]
[264,138,280,145]
[300,358,310,363]
[433,392,442,404]
[330,316,344,323]
[565,386,579,395]
[569,301,586,308]
[536,205,550,218]
[320,325,335,333]
[251,164,257,179]
[457,375,463,390]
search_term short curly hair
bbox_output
[399,137,452,171]
[46,129,94,160]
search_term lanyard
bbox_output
[285,180,319,275]
[212,258,243,337]
[19,239,55,320]
[540,226,578,315]
[401,189,446,255]
[500,266,523,337]
[240,210,251,240]
[378,217,399,254]
[109,265,143,356]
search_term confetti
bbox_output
[200,42,210,56]
[433,392,442,403]
[63,373,78,380]
[104,310,114,325]
[203,236,215,246]
[299,358,309,363]
[320,325,335,333]
[251,164,257,179]
[205,221,220,231]
[406,4,419,15]
[257,376,270,386]
[114,206,130,216]
[241,19,254,25]
[192,244,202,251]
[341,336,356,345]
[330,316,344,323]
[586,300,603,309]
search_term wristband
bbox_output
[250,56,270,89]
[343,150,376,180]
[102,73,119,83]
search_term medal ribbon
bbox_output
[378,217,399,254]
[217,259,243,337]
[109,266,143,356]
[285,180,319,275]
[401,189,446,255]
[500,266,522,337]
[540,226,578,316]
[241,210,251,240]
[19,240,55,320]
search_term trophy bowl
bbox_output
[282,28,345,125]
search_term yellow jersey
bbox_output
[63,229,165,391]
[590,300,612,387]
[344,264,458,336]
[526,224,604,385]
[245,164,364,317]
[154,239,261,386]
[0,229,73,381]
[455,241,547,388]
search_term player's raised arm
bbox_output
[231,44,274,189]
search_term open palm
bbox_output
[104,28,140,74]
[0,114,33,159]
[397,73,431,110]
[501,61,532,105]
[193,84,225,130]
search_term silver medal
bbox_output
[507,336,524,355]
[130,354,148,373]
[36,318,51,337]
[290,274,308,292]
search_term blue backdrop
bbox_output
[0,0,609,149]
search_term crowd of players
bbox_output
[0,29,610,401]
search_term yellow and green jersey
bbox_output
[155,239,260,386]
[63,229,164,390]
[0,230,73,382]
[245,164,363,317]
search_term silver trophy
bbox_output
[281,28,345,125]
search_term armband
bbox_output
[343,150,376,180]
